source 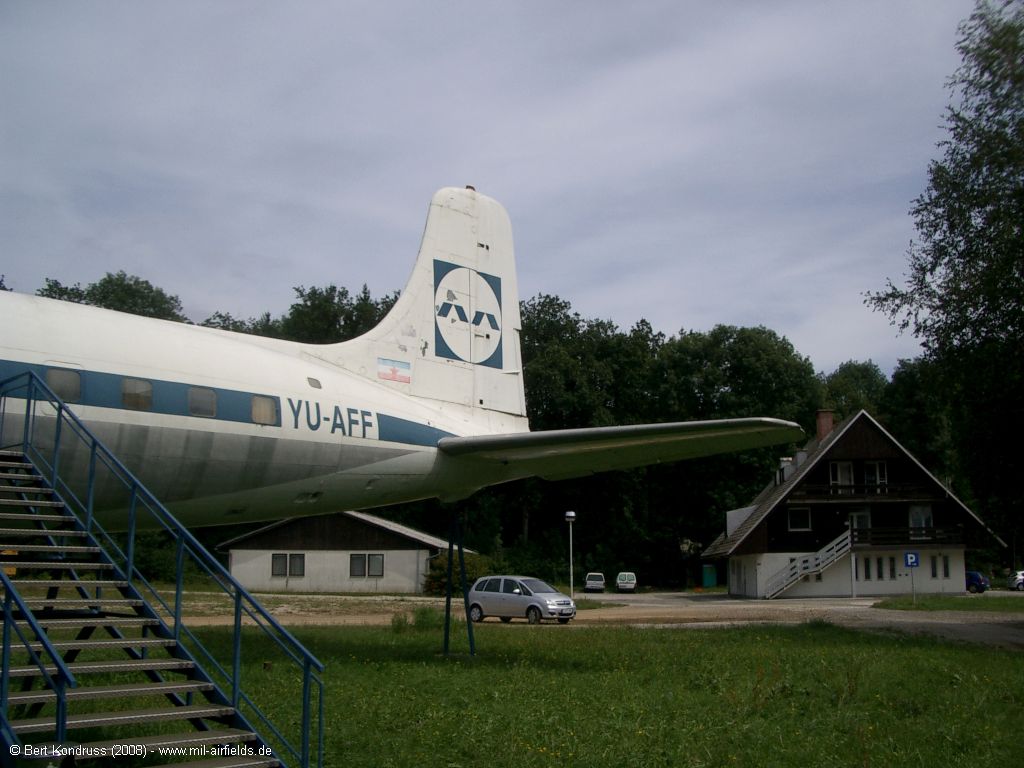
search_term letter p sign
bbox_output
[904,552,920,568]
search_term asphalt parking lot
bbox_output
[573,589,1024,649]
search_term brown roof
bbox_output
[702,409,1004,558]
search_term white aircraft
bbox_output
[0,187,802,527]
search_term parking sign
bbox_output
[904,552,920,568]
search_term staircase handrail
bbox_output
[765,529,851,599]
[0,371,325,767]
[1,570,78,745]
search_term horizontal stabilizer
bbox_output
[438,418,804,481]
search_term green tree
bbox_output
[38,271,188,321]
[867,0,1024,560]
[821,360,889,420]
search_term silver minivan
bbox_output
[468,575,576,624]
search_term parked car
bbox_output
[1008,570,1024,591]
[965,571,990,593]
[584,572,605,592]
[468,575,576,624]
[615,571,637,592]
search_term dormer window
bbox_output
[865,461,888,494]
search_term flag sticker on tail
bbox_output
[377,357,412,383]
[433,259,503,368]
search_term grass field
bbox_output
[195,614,1023,768]
[876,593,1024,612]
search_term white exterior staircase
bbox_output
[764,529,851,599]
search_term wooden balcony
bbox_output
[850,526,964,548]
[790,483,934,502]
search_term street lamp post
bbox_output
[565,510,576,599]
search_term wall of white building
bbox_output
[229,548,432,593]
[728,549,966,598]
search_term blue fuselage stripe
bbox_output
[0,359,452,447]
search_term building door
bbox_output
[849,508,871,544]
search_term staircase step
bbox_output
[6,680,215,705]
[75,727,261,753]
[23,636,177,653]
[0,511,72,523]
[20,597,144,610]
[7,578,128,589]
[12,616,159,630]
[8,657,194,678]
[163,757,279,768]
[9,703,235,734]
[0,527,87,537]
[1,544,99,555]
[0,560,114,570]
[0,497,64,507]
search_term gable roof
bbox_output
[703,409,1004,558]
[218,509,472,552]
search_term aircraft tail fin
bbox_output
[330,187,528,430]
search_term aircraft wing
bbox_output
[437,418,804,481]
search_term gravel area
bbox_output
[180,589,1024,650]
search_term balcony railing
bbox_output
[850,526,963,547]
[791,483,934,500]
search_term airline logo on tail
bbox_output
[433,259,502,368]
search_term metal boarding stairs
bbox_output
[764,529,852,599]
[0,372,324,767]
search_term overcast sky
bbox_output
[1,2,974,376]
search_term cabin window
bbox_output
[788,507,811,531]
[122,378,153,410]
[367,554,384,578]
[483,578,502,592]
[272,553,304,578]
[909,505,933,539]
[46,368,81,403]
[350,554,366,578]
[251,395,278,425]
[864,461,887,493]
[188,387,217,418]
[272,554,287,577]
[829,462,854,495]
[307,377,322,389]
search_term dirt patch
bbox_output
[177,590,1024,649]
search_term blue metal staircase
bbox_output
[0,372,324,767]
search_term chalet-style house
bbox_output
[703,410,1002,599]
[219,510,466,594]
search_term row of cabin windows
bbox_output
[829,461,887,492]
[854,554,951,581]
[271,553,385,579]
[45,368,278,425]
[788,505,934,532]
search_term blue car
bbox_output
[965,571,990,593]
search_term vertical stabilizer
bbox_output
[327,187,528,430]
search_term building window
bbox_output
[251,395,278,425]
[368,554,384,578]
[272,553,304,578]
[350,554,366,578]
[122,378,153,410]
[272,553,287,577]
[910,505,933,540]
[189,386,217,418]
[931,555,938,579]
[877,557,884,581]
[864,557,872,581]
[351,553,383,578]
[788,507,811,531]
[942,555,950,579]
[46,368,81,403]
[830,462,854,495]
[889,557,896,580]
[865,461,887,493]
